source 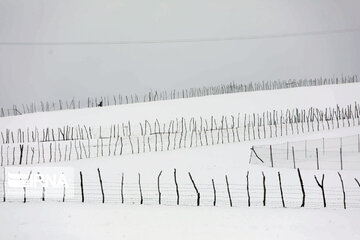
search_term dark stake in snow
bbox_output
[314,174,326,208]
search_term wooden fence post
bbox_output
[278,171,285,208]
[138,173,143,205]
[39,173,45,201]
[212,179,216,206]
[97,168,105,203]
[316,148,319,170]
[297,168,305,207]
[80,171,84,203]
[270,145,274,168]
[19,144,24,165]
[62,182,66,202]
[314,174,326,208]
[1,145,3,166]
[225,175,232,207]
[188,172,200,206]
[262,172,266,206]
[157,170,162,205]
[23,171,32,203]
[174,169,179,205]
[355,178,360,188]
[246,171,250,207]
[292,146,296,169]
[121,173,124,204]
[286,142,289,160]
[338,172,346,209]
[340,147,343,170]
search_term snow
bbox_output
[1,83,360,239]
[251,133,360,170]
[0,203,359,240]
[1,82,359,130]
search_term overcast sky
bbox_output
[0,0,359,106]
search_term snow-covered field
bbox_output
[1,83,360,239]
[1,203,359,240]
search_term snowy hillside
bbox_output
[2,82,359,129]
[1,83,360,240]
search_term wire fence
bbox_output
[2,102,360,167]
[0,168,359,209]
[2,100,359,145]
[250,134,360,170]
[1,75,358,118]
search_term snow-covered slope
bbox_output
[1,82,359,130]
[1,83,360,240]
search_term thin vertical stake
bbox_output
[340,147,343,170]
[316,148,319,170]
[270,145,273,168]
[292,146,296,169]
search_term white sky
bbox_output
[0,0,359,106]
